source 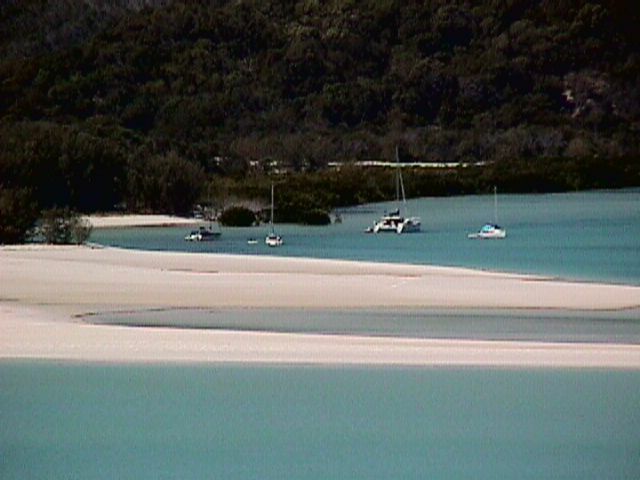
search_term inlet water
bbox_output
[91,189,640,285]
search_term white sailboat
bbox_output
[265,182,283,247]
[367,146,421,234]
[468,186,507,239]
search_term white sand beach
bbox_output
[2,245,640,368]
[86,214,199,228]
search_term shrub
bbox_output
[218,206,256,227]
[40,208,93,244]
[70,216,93,244]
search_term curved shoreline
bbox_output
[2,245,640,368]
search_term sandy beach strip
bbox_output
[1,245,640,367]
[86,214,199,228]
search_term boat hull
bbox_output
[468,224,506,239]
[372,215,421,234]
[265,234,283,247]
[184,228,221,241]
[397,218,421,234]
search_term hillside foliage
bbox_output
[1,0,639,240]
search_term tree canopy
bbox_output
[1,0,639,240]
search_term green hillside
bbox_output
[1,1,639,239]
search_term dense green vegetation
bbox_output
[218,206,256,227]
[39,208,93,244]
[1,0,639,241]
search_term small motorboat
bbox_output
[184,226,221,241]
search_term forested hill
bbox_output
[1,1,640,219]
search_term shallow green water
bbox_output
[1,363,639,480]
[91,189,640,285]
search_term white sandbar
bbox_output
[86,214,198,228]
[1,245,639,368]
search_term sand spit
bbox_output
[2,245,639,367]
[86,214,198,229]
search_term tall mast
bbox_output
[493,186,499,225]
[395,146,400,206]
[270,182,275,233]
[395,145,410,216]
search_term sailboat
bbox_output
[367,146,421,234]
[468,186,507,239]
[265,182,283,247]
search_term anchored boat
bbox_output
[265,183,283,247]
[367,146,421,234]
[468,187,507,239]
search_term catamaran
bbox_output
[468,186,507,239]
[367,146,421,234]
[265,182,283,247]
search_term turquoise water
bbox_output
[6,190,639,478]
[2,363,639,480]
[91,189,640,285]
